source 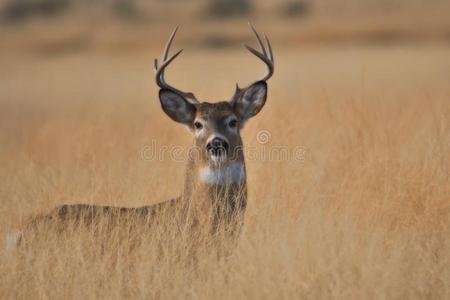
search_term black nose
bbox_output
[206,137,229,155]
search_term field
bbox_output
[0,7,450,299]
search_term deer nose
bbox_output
[206,137,229,155]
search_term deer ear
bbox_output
[159,89,196,125]
[232,81,267,121]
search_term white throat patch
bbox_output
[199,162,245,185]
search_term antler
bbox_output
[154,26,199,104]
[230,23,274,103]
[243,23,274,85]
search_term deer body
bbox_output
[6,25,273,248]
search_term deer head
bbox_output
[154,25,274,168]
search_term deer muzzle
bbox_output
[206,137,229,163]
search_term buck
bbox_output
[5,25,274,250]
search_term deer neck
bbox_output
[182,148,247,214]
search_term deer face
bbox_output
[154,25,273,167]
[159,81,267,166]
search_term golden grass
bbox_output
[0,41,449,298]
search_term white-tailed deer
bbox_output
[6,24,274,249]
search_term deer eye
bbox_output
[228,119,238,128]
[194,121,203,130]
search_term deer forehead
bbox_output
[195,102,236,119]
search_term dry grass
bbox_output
[0,26,449,299]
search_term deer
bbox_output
[4,24,274,252]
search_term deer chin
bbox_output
[208,152,228,166]
[199,161,245,185]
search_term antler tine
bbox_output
[154,26,198,103]
[249,22,267,58]
[163,25,179,61]
[154,26,179,74]
[264,33,274,63]
[155,49,184,84]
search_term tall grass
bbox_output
[0,44,449,299]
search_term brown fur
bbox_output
[18,99,250,244]
[15,25,273,247]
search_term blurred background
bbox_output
[1,3,449,298]
[1,0,449,51]
[0,0,449,209]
